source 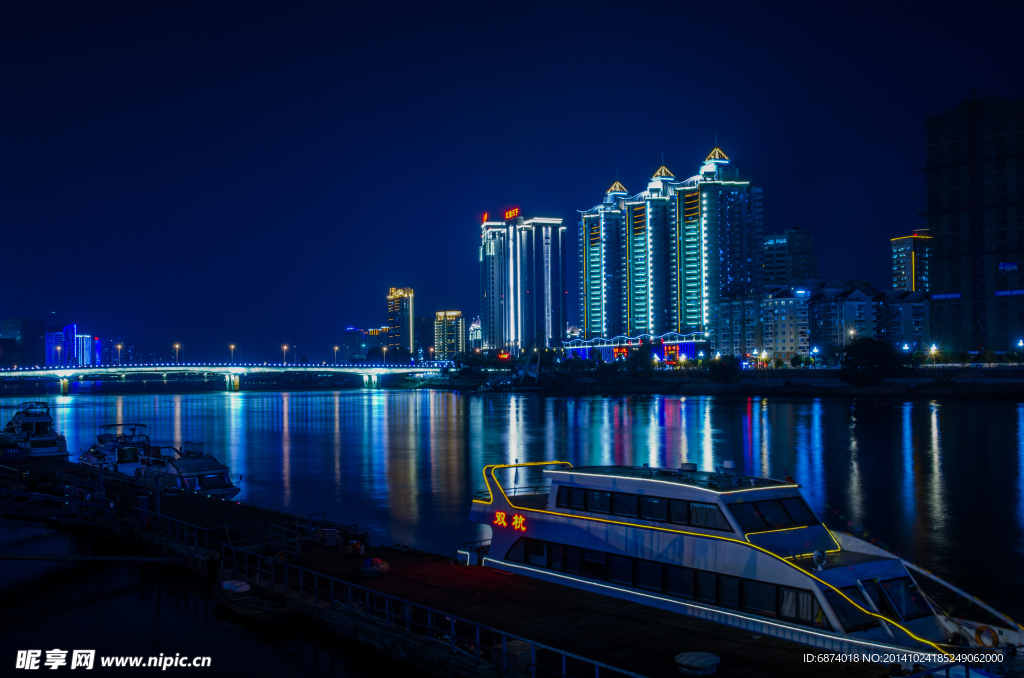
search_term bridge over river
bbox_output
[0,362,446,392]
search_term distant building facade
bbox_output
[45,327,64,365]
[891,231,932,292]
[387,287,415,353]
[763,229,818,284]
[467,316,482,351]
[341,328,366,362]
[479,209,566,355]
[883,290,929,349]
[762,288,812,360]
[434,311,465,361]
[710,293,761,359]
[926,94,1024,351]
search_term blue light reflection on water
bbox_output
[5,391,1023,620]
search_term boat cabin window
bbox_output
[689,502,732,530]
[779,498,817,526]
[727,498,819,533]
[181,477,198,491]
[743,580,777,616]
[582,550,607,579]
[117,447,140,464]
[554,486,731,531]
[504,536,830,630]
[640,497,668,522]
[719,575,741,608]
[696,571,717,603]
[635,559,663,591]
[823,587,880,633]
[666,565,695,598]
[611,493,638,518]
[880,577,931,622]
[524,539,546,567]
[780,587,830,628]
[669,500,689,524]
[608,554,634,585]
[585,490,610,513]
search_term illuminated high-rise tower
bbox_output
[386,287,414,353]
[891,230,932,292]
[479,208,567,355]
[577,148,763,344]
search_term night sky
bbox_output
[3,1,1021,362]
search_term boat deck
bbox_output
[292,543,880,678]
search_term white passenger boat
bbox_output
[469,462,1024,662]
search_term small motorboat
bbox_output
[212,581,299,623]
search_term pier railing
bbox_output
[221,544,645,678]
[136,508,211,548]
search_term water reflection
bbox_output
[3,392,1021,620]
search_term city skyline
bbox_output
[2,3,1021,360]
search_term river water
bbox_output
[2,391,1022,668]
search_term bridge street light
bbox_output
[230,344,235,362]
[174,343,180,363]
[334,346,339,365]
[282,345,288,365]
[55,345,61,366]
[382,346,387,367]
[116,344,123,364]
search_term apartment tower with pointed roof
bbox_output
[577,148,763,347]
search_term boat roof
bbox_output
[15,402,50,413]
[98,423,148,432]
[545,465,797,494]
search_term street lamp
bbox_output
[902,344,910,352]
[429,347,434,362]
[174,343,180,363]
[334,346,339,364]
[116,343,122,364]
[282,344,288,365]
[55,345,61,365]
[382,346,387,366]
[230,344,235,362]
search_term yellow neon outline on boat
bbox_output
[472,462,951,658]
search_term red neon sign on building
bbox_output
[504,207,520,220]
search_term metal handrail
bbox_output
[135,508,210,549]
[221,544,645,678]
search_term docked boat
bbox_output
[469,461,1023,663]
[1,402,68,458]
[211,583,299,623]
[78,424,240,497]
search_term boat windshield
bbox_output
[823,587,881,633]
[198,474,230,490]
